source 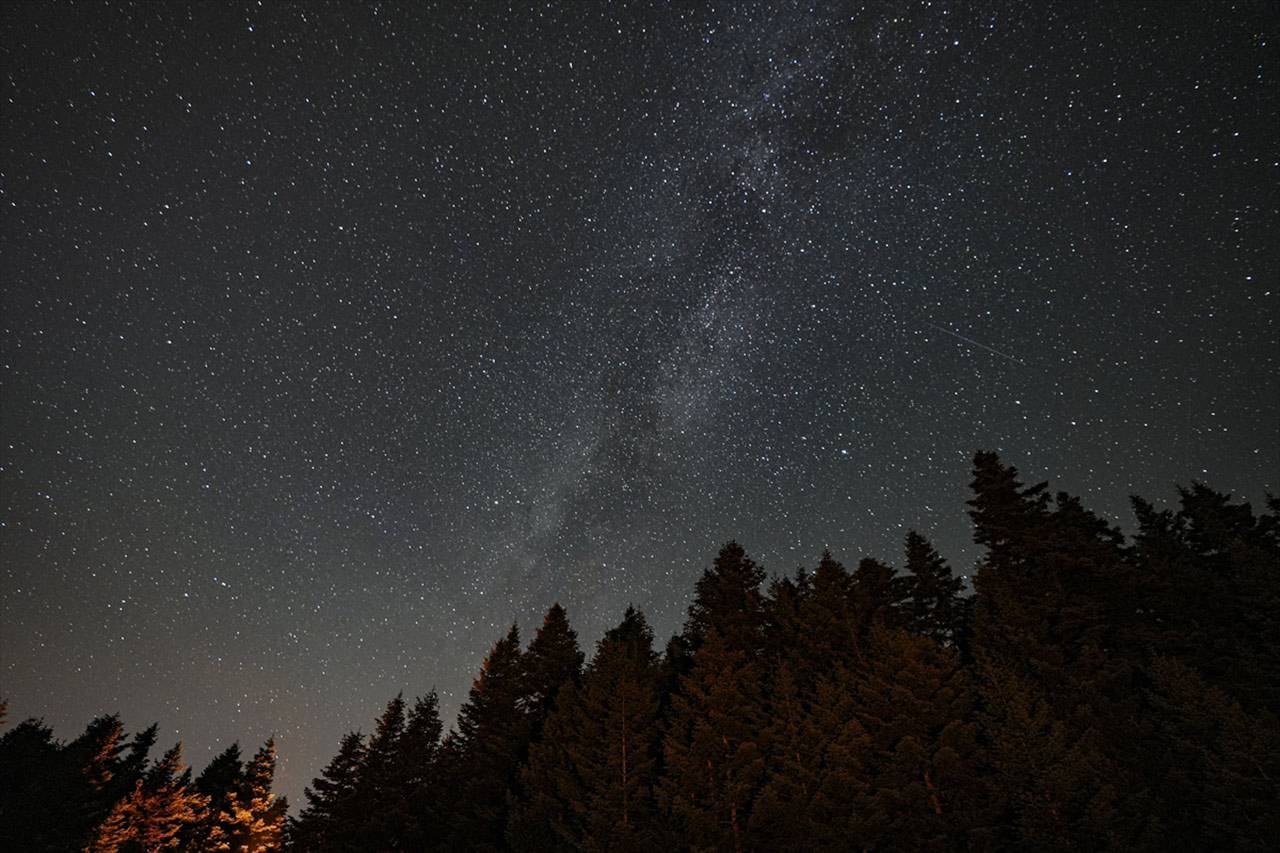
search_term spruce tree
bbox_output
[659,630,768,853]
[802,666,873,851]
[522,603,584,730]
[1132,485,1280,710]
[797,550,857,679]
[747,664,818,846]
[683,541,767,654]
[354,694,406,847]
[512,607,663,852]
[762,567,812,670]
[289,731,365,853]
[967,453,1151,847]
[902,531,967,646]
[437,624,529,851]
[1141,656,1280,851]
[396,692,444,850]
[0,718,74,850]
[846,626,982,850]
[115,723,159,801]
[67,714,129,846]
[186,743,243,852]
[850,556,907,631]
[88,742,209,852]
[975,664,1125,851]
[206,739,285,853]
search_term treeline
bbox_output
[3,453,1278,851]
[0,702,285,851]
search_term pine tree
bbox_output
[396,692,444,850]
[186,743,242,852]
[289,731,365,853]
[1132,485,1280,710]
[206,739,284,853]
[88,742,209,852]
[747,664,817,846]
[851,556,907,631]
[762,567,812,670]
[683,541,767,654]
[522,603,584,730]
[659,630,768,853]
[354,694,406,847]
[902,531,967,646]
[1141,656,1280,851]
[67,714,129,847]
[512,607,664,852]
[0,717,75,850]
[846,626,982,850]
[437,624,529,851]
[797,550,857,679]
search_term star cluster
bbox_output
[2,1,1275,804]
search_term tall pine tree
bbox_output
[902,531,967,646]
[205,739,285,853]
[290,731,366,853]
[683,542,767,655]
[521,603,584,732]
[659,630,768,853]
[436,625,529,852]
[512,607,664,852]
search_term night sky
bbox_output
[2,1,1276,805]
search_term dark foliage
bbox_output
[4,453,1276,851]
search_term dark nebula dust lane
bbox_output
[2,1,1276,804]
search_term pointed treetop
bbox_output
[684,541,768,653]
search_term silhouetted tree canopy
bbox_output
[3,453,1276,851]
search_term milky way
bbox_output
[3,1,1276,804]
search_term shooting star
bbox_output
[920,320,1027,365]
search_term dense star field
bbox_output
[2,1,1276,806]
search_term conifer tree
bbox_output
[846,625,982,850]
[851,556,907,631]
[396,691,444,849]
[186,743,243,852]
[1132,485,1280,710]
[967,453,1151,846]
[747,664,817,845]
[88,742,209,852]
[0,718,73,850]
[659,630,768,853]
[802,666,873,850]
[974,664,1125,851]
[115,723,159,800]
[968,453,1118,696]
[902,531,967,646]
[762,567,812,670]
[512,607,663,852]
[522,603,584,729]
[354,694,406,847]
[289,731,365,853]
[206,739,285,853]
[797,550,857,678]
[1141,656,1280,851]
[67,714,129,846]
[683,541,767,654]
[437,625,529,851]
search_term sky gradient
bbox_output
[2,1,1276,805]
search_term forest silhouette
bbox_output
[3,452,1277,851]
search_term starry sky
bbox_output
[2,1,1276,805]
